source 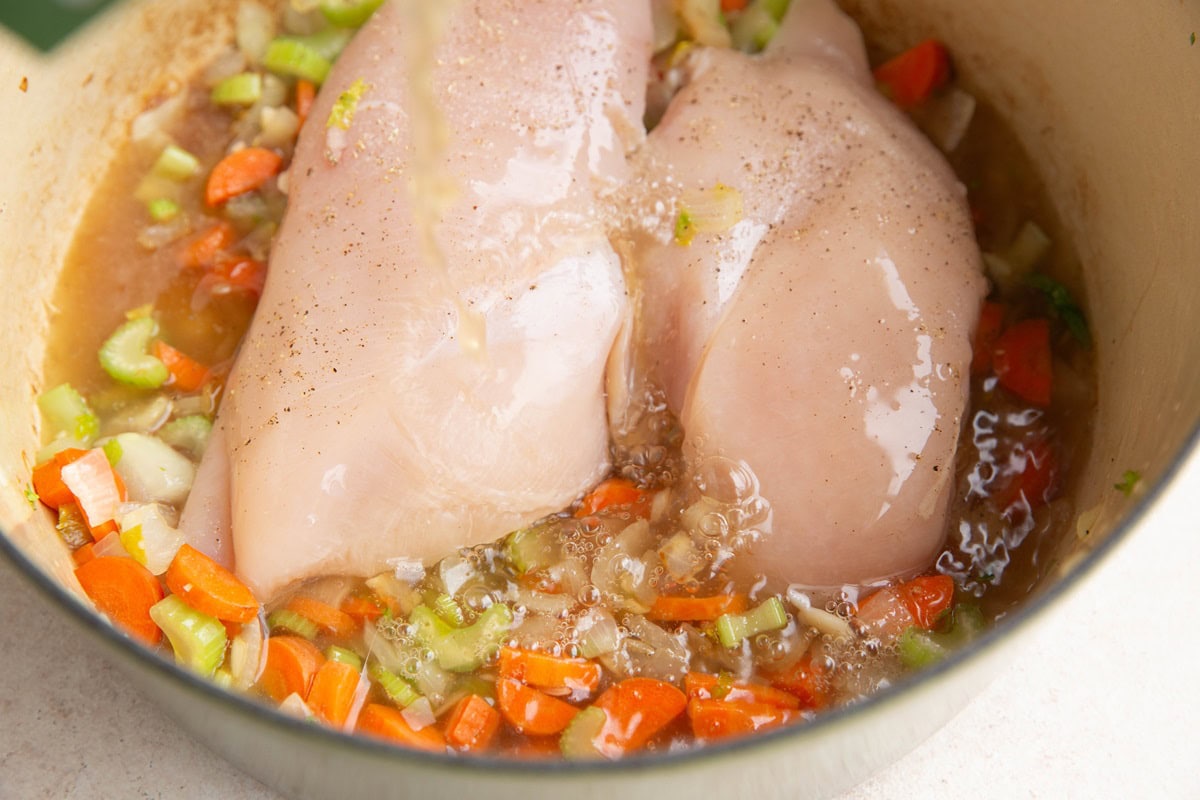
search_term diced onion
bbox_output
[237,1,277,64]
[401,697,436,731]
[676,0,732,48]
[786,587,855,642]
[202,47,249,87]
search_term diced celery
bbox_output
[37,383,99,445]
[731,3,779,52]
[432,593,465,627]
[99,317,169,389]
[758,0,791,20]
[409,602,513,673]
[211,72,263,106]
[159,415,213,460]
[211,669,234,689]
[715,596,788,648]
[898,604,985,670]
[268,609,319,640]
[146,198,181,223]
[110,433,196,506]
[369,662,421,708]
[102,438,123,465]
[263,38,332,83]
[897,628,946,669]
[560,706,606,761]
[505,522,557,573]
[150,595,228,676]
[294,27,353,60]
[319,0,384,28]
[940,604,985,647]
[152,144,201,181]
[325,645,363,670]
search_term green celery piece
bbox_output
[152,144,200,181]
[505,522,556,573]
[897,627,946,669]
[560,706,606,760]
[159,415,213,460]
[369,663,421,708]
[268,609,319,640]
[99,317,169,389]
[150,595,228,677]
[432,593,465,627]
[146,198,181,222]
[939,604,984,647]
[101,438,123,466]
[211,72,263,106]
[295,27,354,61]
[37,383,99,444]
[759,0,791,20]
[263,38,333,84]
[730,3,780,52]
[320,0,385,29]
[1027,273,1092,347]
[326,646,364,671]
[409,602,513,672]
[715,596,788,648]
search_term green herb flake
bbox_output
[1191,32,1196,46]
[675,209,696,246]
[24,485,38,509]
[1027,273,1091,346]
[327,78,369,131]
[1114,469,1141,497]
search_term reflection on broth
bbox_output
[33,0,1094,760]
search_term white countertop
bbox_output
[2,452,1196,799]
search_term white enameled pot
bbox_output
[0,1,1197,797]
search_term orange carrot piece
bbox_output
[164,543,259,624]
[992,318,1053,407]
[971,301,1006,376]
[687,698,795,741]
[32,447,89,509]
[74,556,165,646]
[60,448,122,534]
[183,220,238,268]
[308,659,361,727]
[295,79,316,128]
[873,39,951,109]
[498,647,601,695]
[647,594,748,622]
[340,594,386,623]
[216,257,267,296]
[765,654,831,711]
[258,635,325,703]
[286,596,359,638]
[72,541,97,567]
[684,673,801,710]
[899,575,955,630]
[591,678,687,756]
[720,0,749,11]
[357,703,447,753]
[153,340,210,392]
[444,693,502,752]
[205,147,283,206]
[575,477,650,519]
[495,677,579,736]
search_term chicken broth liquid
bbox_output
[35,0,1095,759]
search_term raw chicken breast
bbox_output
[628,0,987,587]
[181,0,652,599]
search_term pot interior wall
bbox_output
[0,0,1196,751]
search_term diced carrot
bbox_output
[205,147,283,206]
[495,677,579,736]
[971,301,1006,376]
[575,477,650,519]
[647,594,748,622]
[340,594,386,623]
[591,678,687,756]
[285,596,359,639]
[687,698,795,741]
[59,448,122,534]
[72,541,97,567]
[74,556,164,646]
[216,257,267,296]
[684,673,801,710]
[498,647,601,696]
[295,79,316,128]
[855,585,912,640]
[308,659,361,728]
[258,635,325,703]
[153,340,210,392]
[183,220,238,269]
[720,0,749,11]
[444,693,502,752]
[357,703,447,753]
[504,735,562,760]
[31,447,89,509]
[899,575,956,630]
[766,653,831,711]
[992,318,1053,406]
[164,543,259,624]
[873,39,952,109]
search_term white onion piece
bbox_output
[575,608,620,658]
[277,693,313,720]
[591,519,658,613]
[401,697,436,731]
[236,1,276,64]
[131,94,185,150]
[229,613,268,690]
[202,47,248,87]
[786,586,855,642]
[92,531,132,560]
